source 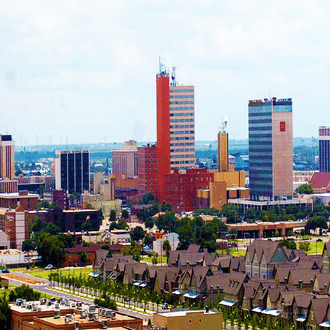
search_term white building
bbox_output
[153,232,179,256]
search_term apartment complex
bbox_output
[169,71,195,170]
[55,150,90,194]
[0,134,14,180]
[248,97,293,201]
[319,126,330,172]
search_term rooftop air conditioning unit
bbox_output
[74,321,79,330]
[80,310,87,319]
[32,302,38,311]
[111,312,116,320]
[16,298,22,306]
[65,314,72,323]
[102,319,107,329]
[76,301,82,309]
[89,305,96,313]
[89,312,95,321]
[105,310,112,318]
[54,310,61,319]
[94,313,99,322]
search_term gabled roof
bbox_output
[311,298,330,325]
[231,257,244,271]
[247,239,287,264]
[191,267,212,288]
[290,269,317,285]
[187,244,202,253]
[315,273,330,291]
[94,249,109,269]
[309,172,330,190]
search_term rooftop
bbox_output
[158,310,217,317]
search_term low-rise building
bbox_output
[153,310,223,330]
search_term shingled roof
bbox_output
[309,172,330,191]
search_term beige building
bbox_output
[169,69,195,170]
[0,135,15,180]
[153,310,223,330]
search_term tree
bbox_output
[162,240,171,259]
[0,298,11,329]
[144,235,153,247]
[40,200,50,209]
[85,203,93,209]
[299,241,310,253]
[141,192,154,204]
[81,220,92,232]
[279,238,296,250]
[57,234,76,248]
[80,250,88,264]
[160,202,172,212]
[145,217,154,229]
[151,252,158,264]
[296,184,313,194]
[110,209,116,222]
[122,209,129,219]
[199,223,217,252]
[8,284,41,302]
[98,208,104,220]
[307,216,328,235]
[37,233,66,266]
[130,226,145,242]
[22,239,35,252]
[177,218,195,250]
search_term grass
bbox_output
[298,241,325,255]
[25,267,92,280]
[216,249,246,257]
[141,256,168,265]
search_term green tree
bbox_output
[80,250,88,264]
[296,184,313,194]
[141,192,154,204]
[177,218,195,250]
[37,233,66,267]
[110,209,116,222]
[85,203,93,209]
[0,298,11,329]
[8,284,41,302]
[81,220,92,232]
[299,241,310,253]
[40,200,50,208]
[145,217,154,229]
[98,208,104,220]
[130,226,145,242]
[162,240,171,259]
[144,235,153,247]
[57,233,76,248]
[122,209,129,219]
[22,239,35,252]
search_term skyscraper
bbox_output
[169,68,195,170]
[0,135,14,180]
[248,97,293,201]
[319,126,330,172]
[218,118,228,172]
[55,150,90,194]
[156,66,171,204]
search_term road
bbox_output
[8,270,152,322]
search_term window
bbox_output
[189,320,192,324]
[199,319,202,323]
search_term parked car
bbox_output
[1,268,9,274]
[162,302,168,310]
[45,264,53,270]
[317,238,323,242]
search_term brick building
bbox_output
[63,244,102,267]
[164,168,214,211]
[0,191,38,210]
[137,144,157,199]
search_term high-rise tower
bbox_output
[169,68,195,170]
[0,135,15,180]
[156,64,171,204]
[319,126,330,172]
[218,117,228,172]
[248,97,293,201]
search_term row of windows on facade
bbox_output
[170,142,194,147]
[170,160,195,164]
[170,125,194,129]
[170,119,194,123]
[170,101,194,104]
[171,155,195,159]
[170,137,194,141]
[170,148,195,153]
[170,89,194,93]
[170,130,194,135]
[169,95,194,99]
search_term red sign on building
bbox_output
[280,121,286,132]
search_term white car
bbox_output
[45,264,53,270]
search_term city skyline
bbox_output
[1,1,330,145]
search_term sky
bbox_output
[1,0,330,146]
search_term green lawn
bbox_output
[298,241,325,255]
[216,249,246,257]
[141,256,168,265]
[25,267,92,280]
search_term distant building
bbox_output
[319,126,330,172]
[0,191,38,210]
[153,232,179,256]
[0,135,14,180]
[55,150,90,194]
[248,98,293,201]
[112,140,138,179]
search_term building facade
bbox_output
[0,135,14,180]
[319,126,330,173]
[248,97,293,201]
[55,150,90,194]
[169,79,195,171]
[137,144,157,199]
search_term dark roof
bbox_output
[187,244,202,253]
[247,239,287,264]
[94,249,109,269]
[290,269,317,285]
[311,298,330,324]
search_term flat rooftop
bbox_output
[0,193,39,199]
[228,197,312,206]
[158,310,217,317]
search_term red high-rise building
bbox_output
[137,145,157,199]
[156,68,171,204]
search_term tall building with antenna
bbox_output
[169,68,195,170]
[218,117,228,172]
